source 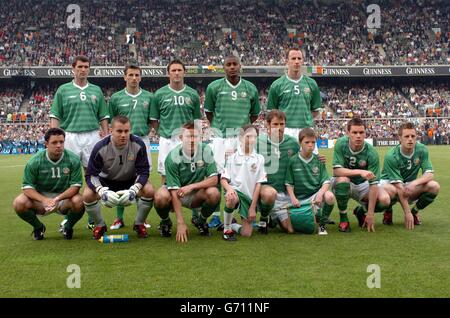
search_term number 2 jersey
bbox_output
[22,149,83,193]
[85,135,150,191]
[332,136,380,185]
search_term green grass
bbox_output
[0,147,449,297]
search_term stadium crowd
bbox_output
[0,0,447,67]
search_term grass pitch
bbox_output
[0,147,449,297]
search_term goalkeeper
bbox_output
[83,115,154,240]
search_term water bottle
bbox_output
[98,234,129,243]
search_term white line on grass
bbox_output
[0,165,25,168]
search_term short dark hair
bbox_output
[224,55,240,65]
[72,55,90,68]
[112,115,130,126]
[398,122,416,136]
[266,110,286,124]
[347,118,366,131]
[239,124,257,138]
[167,59,186,72]
[181,121,195,131]
[298,128,316,143]
[45,128,65,142]
[286,47,303,60]
[124,64,141,75]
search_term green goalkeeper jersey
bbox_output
[204,78,260,137]
[333,136,380,185]
[381,142,434,183]
[50,81,109,132]
[267,74,321,129]
[22,149,83,194]
[109,88,153,136]
[150,85,201,139]
[257,134,299,193]
[285,153,330,200]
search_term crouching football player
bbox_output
[153,122,220,243]
[83,116,154,239]
[380,122,440,228]
[13,128,85,240]
[221,124,271,241]
[285,128,335,235]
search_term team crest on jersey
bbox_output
[143,101,149,109]
[241,92,247,98]
[63,167,70,175]
[304,87,311,94]
[128,154,135,161]
[287,150,294,157]
[196,160,204,167]
[91,95,97,102]
[185,97,192,105]
[312,166,319,175]
[359,160,367,168]
[414,158,420,165]
[250,163,257,172]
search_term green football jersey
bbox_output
[50,81,109,132]
[165,143,218,189]
[285,153,330,200]
[204,78,260,137]
[267,74,321,129]
[109,88,153,136]
[150,85,201,139]
[381,142,433,183]
[22,149,83,193]
[332,136,380,185]
[257,134,299,193]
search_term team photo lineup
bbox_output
[0,0,449,299]
[13,51,440,242]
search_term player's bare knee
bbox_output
[335,177,350,183]
[379,193,391,207]
[427,180,440,194]
[154,189,171,207]
[260,186,277,204]
[324,191,335,204]
[13,195,31,213]
[205,187,220,204]
[70,195,84,212]
[82,189,97,204]
[141,184,155,199]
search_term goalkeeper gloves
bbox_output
[96,186,120,207]
[117,183,142,206]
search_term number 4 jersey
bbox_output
[22,149,83,193]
